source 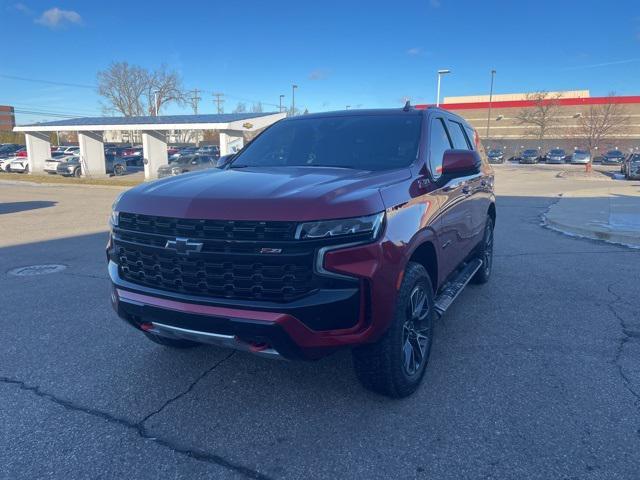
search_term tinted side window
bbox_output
[447,120,471,150]
[429,118,452,179]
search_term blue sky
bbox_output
[1,0,639,124]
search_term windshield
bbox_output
[550,149,565,155]
[488,150,502,155]
[524,150,538,155]
[607,150,622,156]
[230,114,422,171]
[631,154,640,162]
[574,150,588,155]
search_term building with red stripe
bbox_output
[416,90,640,155]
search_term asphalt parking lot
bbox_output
[1,164,639,480]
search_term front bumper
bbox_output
[109,245,381,359]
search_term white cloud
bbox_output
[429,0,441,7]
[35,7,82,28]
[406,47,422,56]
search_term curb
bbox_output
[543,215,640,249]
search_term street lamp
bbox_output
[279,94,285,113]
[485,69,496,139]
[291,84,298,116]
[436,69,451,107]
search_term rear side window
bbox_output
[429,118,452,179]
[447,120,471,150]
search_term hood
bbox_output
[117,166,410,221]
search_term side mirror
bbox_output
[441,150,481,177]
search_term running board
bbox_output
[433,258,483,316]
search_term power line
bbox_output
[0,73,96,89]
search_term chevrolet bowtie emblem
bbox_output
[165,237,203,255]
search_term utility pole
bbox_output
[486,70,496,140]
[279,94,285,113]
[189,89,202,115]
[212,92,224,114]
[291,84,298,116]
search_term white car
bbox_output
[44,154,74,173]
[0,157,17,172]
[8,158,29,173]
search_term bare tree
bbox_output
[144,65,185,116]
[97,62,148,116]
[515,91,562,149]
[233,102,247,113]
[576,96,630,170]
[251,101,263,113]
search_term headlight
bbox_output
[295,212,384,240]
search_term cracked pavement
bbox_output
[1,164,639,479]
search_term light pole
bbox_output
[291,84,298,116]
[279,95,285,113]
[485,69,496,140]
[436,69,451,107]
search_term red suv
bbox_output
[108,107,495,397]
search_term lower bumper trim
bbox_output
[146,320,283,359]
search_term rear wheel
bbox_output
[352,262,435,398]
[113,164,125,176]
[143,332,200,349]
[472,215,494,284]
[74,167,82,178]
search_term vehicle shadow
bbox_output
[0,200,57,215]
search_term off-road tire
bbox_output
[352,262,435,398]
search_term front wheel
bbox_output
[352,262,435,398]
[113,164,125,176]
[74,167,82,178]
[472,215,494,284]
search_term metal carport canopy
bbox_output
[13,112,286,178]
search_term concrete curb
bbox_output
[543,215,640,249]
[543,186,640,249]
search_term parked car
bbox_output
[57,146,79,155]
[14,147,28,158]
[487,149,505,164]
[0,157,15,171]
[44,152,74,173]
[0,144,23,159]
[105,154,128,176]
[602,150,625,165]
[545,149,566,164]
[570,150,591,164]
[157,154,217,178]
[169,146,198,161]
[56,156,82,177]
[108,107,496,398]
[622,153,640,180]
[196,145,220,157]
[519,149,540,164]
[7,157,29,173]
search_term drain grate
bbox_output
[8,264,67,276]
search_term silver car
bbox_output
[571,150,591,164]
